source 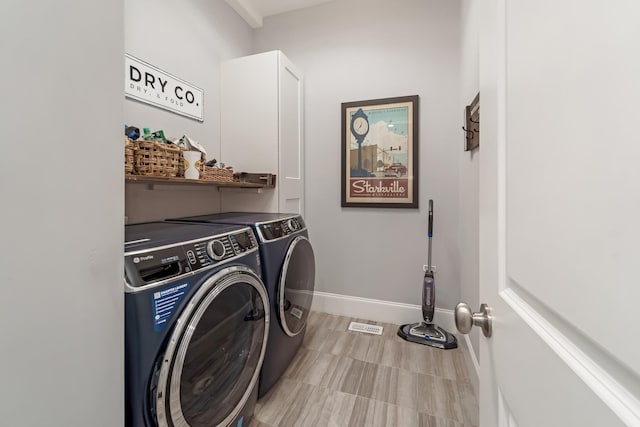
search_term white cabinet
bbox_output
[220,50,304,215]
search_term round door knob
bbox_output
[455,303,474,334]
[455,302,493,337]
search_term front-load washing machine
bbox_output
[168,213,315,398]
[124,221,269,427]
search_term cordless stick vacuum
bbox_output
[398,200,458,349]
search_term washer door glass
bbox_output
[278,236,316,337]
[155,268,268,427]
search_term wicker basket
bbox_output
[134,140,182,177]
[124,137,135,174]
[201,167,234,183]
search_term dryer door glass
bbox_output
[155,270,268,427]
[278,237,316,337]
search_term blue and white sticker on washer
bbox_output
[152,283,189,331]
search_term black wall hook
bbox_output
[463,92,480,151]
[462,126,475,139]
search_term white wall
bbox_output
[253,0,463,310]
[124,0,254,223]
[459,0,481,364]
[0,1,124,426]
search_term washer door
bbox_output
[278,236,316,337]
[154,266,269,427]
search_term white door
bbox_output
[469,1,640,425]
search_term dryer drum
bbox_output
[153,267,269,427]
[278,236,316,337]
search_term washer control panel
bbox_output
[125,227,258,288]
[258,216,306,242]
[183,229,257,269]
[229,229,259,254]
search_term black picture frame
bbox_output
[341,95,419,208]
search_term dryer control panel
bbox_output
[125,228,259,289]
[257,216,306,242]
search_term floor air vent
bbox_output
[348,322,383,335]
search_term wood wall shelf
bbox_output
[125,175,275,189]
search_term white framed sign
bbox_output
[125,54,204,121]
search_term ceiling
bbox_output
[224,0,337,28]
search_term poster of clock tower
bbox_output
[341,95,419,208]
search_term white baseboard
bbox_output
[310,291,456,332]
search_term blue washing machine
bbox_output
[168,213,315,398]
[124,221,269,427]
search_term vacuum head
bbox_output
[398,322,458,350]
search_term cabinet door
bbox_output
[278,53,304,215]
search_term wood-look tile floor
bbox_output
[249,312,478,427]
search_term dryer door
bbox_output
[154,266,269,427]
[278,236,316,337]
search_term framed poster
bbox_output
[341,95,419,208]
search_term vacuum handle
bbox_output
[428,199,433,237]
[422,275,435,323]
